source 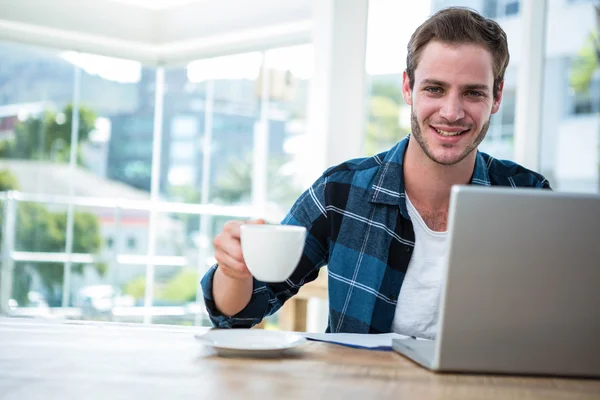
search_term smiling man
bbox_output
[201,7,551,337]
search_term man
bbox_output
[201,7,550,338]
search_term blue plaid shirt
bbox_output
[201,136,550,333]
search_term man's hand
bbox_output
[211,219,266,317]
[213,219,266,281]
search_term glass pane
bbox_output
[59,51,157,194]
[154,212,191,257]
[263,45,313,217]
[72,264,136,322]
[541,1,599,192]
[121,265,204,326]
[162,53,262,206]
[364,1,432,156]
[11,262,68,311]
[0,41,75,196]
[13,201,68,253]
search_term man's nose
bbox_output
[439,94,465,122]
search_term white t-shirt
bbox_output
[391,195,448,340]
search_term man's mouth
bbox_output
[433,127,469,137]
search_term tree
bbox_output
[0,103,96,164]
[0,170,105,306]
[364,80,411,156]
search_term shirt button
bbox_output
[405,246,411,252]
[390,295,397,301]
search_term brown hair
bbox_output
[406,7,509,99]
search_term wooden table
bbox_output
[1,318,599,399]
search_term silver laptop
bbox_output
[392,185,600,377]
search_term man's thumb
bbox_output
[247,218,267,225]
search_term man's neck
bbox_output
[403,138,476,211]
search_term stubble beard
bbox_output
[410,108,491,166]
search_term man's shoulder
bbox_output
[321,150,388,182]
[480,152,550,188]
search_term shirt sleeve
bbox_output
[538,178,552,189]
[200,174,330,328]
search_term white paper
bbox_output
[301,332,411,349]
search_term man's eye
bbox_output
[466,91,484,97]
[425,87,442,94]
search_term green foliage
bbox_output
[0,101,102,305]
[123,275,147,300]
[370,81,404,104]
[0,103,96,163]
[570,31,600,94]
[0,169,104,306]
[570,6,600,94]
[365,81,410,156]
[123,268,198,304]
[0,170,20,191]
[160,269,198,303]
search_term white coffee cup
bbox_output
[240,224,307,282]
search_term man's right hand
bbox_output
[211,219,266,317]
[213,219,266,281]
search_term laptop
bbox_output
[392,185,600,377]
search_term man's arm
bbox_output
[200,175,330,328]
[213,262,253,317]
[210,219,261,316]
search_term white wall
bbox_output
[0,0,313,65]
[159,0,312,43]
[0,0,155,43]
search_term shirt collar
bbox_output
[369,135,492,218]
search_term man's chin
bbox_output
[428,147,473,166]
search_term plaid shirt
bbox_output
[201,136,550,333]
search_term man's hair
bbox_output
[406,7,509,99]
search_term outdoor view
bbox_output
[0,42,313,326]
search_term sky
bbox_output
[61,1,432,83]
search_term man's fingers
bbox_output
[213,234,244,262]
[223,220,243,239]
[215,252,252,280]
[248,218,267,225]
[224,218,266,239]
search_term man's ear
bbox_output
[402,71,412,106]
[492,80,504,114]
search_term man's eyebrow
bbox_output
[420,79,491,92]
[420,79,447,87]
[462,83,490,92]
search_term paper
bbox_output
[301,332,411,351]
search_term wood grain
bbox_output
[0,318,598,400]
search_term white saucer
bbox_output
[195,329,307,358]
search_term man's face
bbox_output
[402,40,503,166]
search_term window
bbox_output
[364,1,430,156]
[540,2,600,193]
[106,237,114,249]
[479,86,517,160]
